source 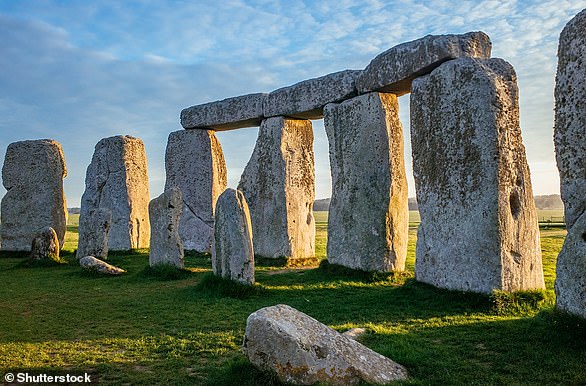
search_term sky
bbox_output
[0,0,584,206]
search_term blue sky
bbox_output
[0,0,584,205]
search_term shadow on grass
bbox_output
[194,273,265,299]
[141,264,194,281]
[205,357,288,386]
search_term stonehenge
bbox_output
[325,92,408,272]
[149,187,184,269]
[76,208,111,260]
[79,135,150,251]
[165,129,227,253]
[30,227,60,262]
[0,139,68,251]
[554,10,586,318]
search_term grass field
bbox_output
[0,212,584,385]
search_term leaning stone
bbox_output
[164,129,227,253]
[243,304,408,385]
[411,58,544,294]
[324,92,408,272]
[30,227,60,262]
[356,31,492,96]
[181,93,266,131]
[554,9,586,230]
[0,139,68,251]
[79,135,150,251]
[76,208,111,260]
[238,117,315,260]
[212,188,254,285]
[149,188,184,269]
[555,211,586,319]
[263,70,361,120]
[79,256,126,275]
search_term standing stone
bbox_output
[0,139,68,251]
[411,57,544,293]
[212,188,254,285]
[76,208,112,260]
[164,130,227,253]
[149,187,184,268]
[554,10,586,318]
[30,227,60,262]
[238,117,315,260]
[79,135,150,251]
[324,92,408,272]
[243,304,408,385]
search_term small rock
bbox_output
[79,256,126,275]
[243,304,408,385]
[342,327,367,340]
[30,227,60,262]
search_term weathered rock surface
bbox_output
[263,70,361,120]
[181,93,266,131]
[555,211,586,318]
[76,208,112,260]
[212,188,254,285]
[411,58,544,294]
[79,255,126,275]
[0,139,68,251]
[554,9,586,230]
[238,117,315,260]
[149,187,184,268]
[164,129,227,253]
[79,135,150,251]
[30,227,60,262]
[243,304,408,385]
[324,92,408,272]
[356,31,492,96]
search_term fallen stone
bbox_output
[243,304,408,385]
[411,57,544,294]
[342,327,367,341]
[263,70,361,119]
[324,92,408,272]
[0,139,68,251]
[164,129,227,253]
[149,187,184,269]
[238,117,315,260]
[79,256,126,275]
[212,188,254,285]
[181,93,266,131]
[30,227,60,262]
[356,31,492,96]
[554,9,586,230]
[79,135,150,251]
[76,208,112,260]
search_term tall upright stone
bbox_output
[212,188,255,285]
[411,57,544,293]
[149,187,184,269]
[79,135,150,251]
[554,9,586,319]
[324,92,408,272]
[164,129,227,253]
[238,117,315,260]
[0,139,68,251]
[76,208,112,260]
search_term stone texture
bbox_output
[76,208,112,260]
[356,31,492,96]
[30,227,60,262]
[411,57,544,294]
[243,304,408,385]
[0,139,68,251]
[263,70,361,120]
[324,92,408,272]
[238,117,315,260]
[554,9,586,230]
[79,255,126,275]
[79,135,150,251]
[181,93,266,131]
[164,129,227,253]
[212,188,255,285]
[149,187,184,268]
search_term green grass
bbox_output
[0,213,584,385]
